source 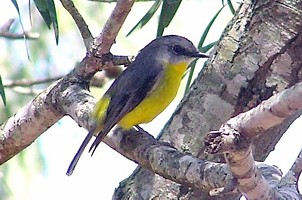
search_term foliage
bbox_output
[0,75,5,106]
[32,0,59,44]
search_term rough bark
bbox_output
[205,82,302,199]
[114,0,302,199]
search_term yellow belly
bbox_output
[118,62,188,129]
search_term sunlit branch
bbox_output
[205,82,302,199]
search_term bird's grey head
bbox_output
[138,35,208,65]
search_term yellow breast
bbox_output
[118,61,188,129]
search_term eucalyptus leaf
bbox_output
[127,0,162,36]
[227,0,236,15]
[0,75,6,106]
[34,0,52,28]
[33,0,59,44]
[47,0,59,44]
[184,5,226,94]
[157,0,182,37]
[10,0,30,59]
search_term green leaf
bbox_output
[182,42,217,79]
[33,0,52,28]
[184,5,226,95]
[200,41,217,53]
[226,0,236,15]
[197,5,225,50]
[10,0,31,59]
[156,0,182,37]
[47,0,59,44]
[33,0,59,44]
[10,0,20,16]
[127,0,162,36]
[0,75,6,106]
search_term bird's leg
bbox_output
[134,125,148,134]
[134,125,176,149]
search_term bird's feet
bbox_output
[134,125,148,134]
[134,125,175,149]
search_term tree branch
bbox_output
[205,82,302,199]
[0,19,39,40]
[0,83,62,163]
[289,147,302,182]
[91,1,134,57]
[106,128,234,193]
[3,54,132,89]
[59,0,93,50]
[53,82,298,198]
[3,75,63,88]
[46,64,302,198]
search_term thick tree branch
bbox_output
[106,127,286,197]
[205,82,302,199]
[107,128,234,193]
[0,83,62,163]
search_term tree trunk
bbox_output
[113,0,302,199]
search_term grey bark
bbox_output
[113,0,302,199]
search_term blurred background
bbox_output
[0,0,301,199]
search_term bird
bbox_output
[66,35,209,176]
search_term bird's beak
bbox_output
[193,52,209,58]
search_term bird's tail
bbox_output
[88,130,108,156]
[66,127,95,176]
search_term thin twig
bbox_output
[3,75,63,88]
[205,82,302,199]
[3,55,131,89]
[3,72,115,89]
[60,0,94,50]
[0,19,39,40]
[11,87,41,95]
[112,55,133,66]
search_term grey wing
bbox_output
[89,63,163,154]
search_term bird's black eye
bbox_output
[172,45,186,55]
